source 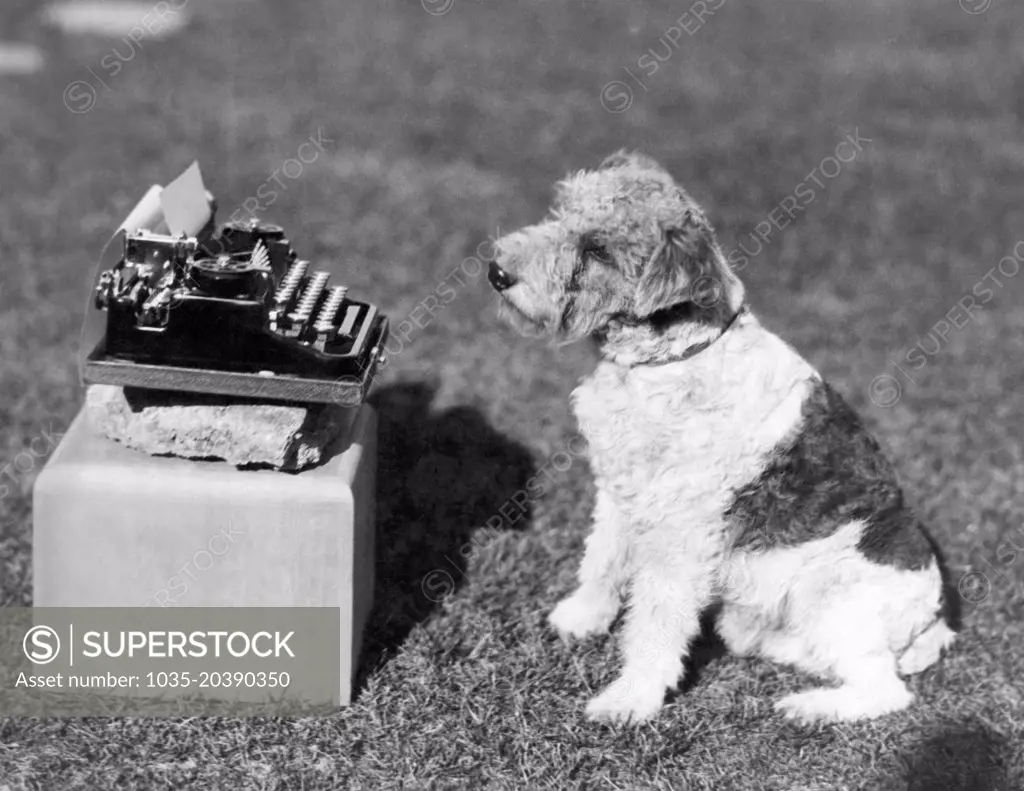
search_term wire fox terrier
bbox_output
[487,151,957,725]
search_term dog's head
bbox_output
[488,151,744,342]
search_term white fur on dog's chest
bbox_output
[571,323,819,519]
[573,363,714,462]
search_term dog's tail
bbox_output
[897,617,957,675]
[896,523,960,677]
[897,549,960,676]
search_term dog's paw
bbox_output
[548,594,614,641]
[585,675,664,724]
[776,690,839,725]
[776,684,912,724]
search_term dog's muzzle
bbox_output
[487,261,517,292]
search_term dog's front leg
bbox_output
[549,487,628,640]
[586,542,715,724]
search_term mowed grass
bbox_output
[1,0,1023,787]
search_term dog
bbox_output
[487,151,957,724]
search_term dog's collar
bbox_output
[606,303,749,368]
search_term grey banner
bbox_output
[0,608,340,716]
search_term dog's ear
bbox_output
[634,209,720,317]
[599,150,662,172]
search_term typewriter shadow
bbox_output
[356,381,537,681]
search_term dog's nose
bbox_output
[487,261,517,292]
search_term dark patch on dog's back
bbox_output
[726,378,936,570]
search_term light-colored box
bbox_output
[32,404,376,705]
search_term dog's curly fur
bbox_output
[489,151,956,724]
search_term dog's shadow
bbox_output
[672,608,730,697]
[355,381,536,682]
[901,720,1012,791]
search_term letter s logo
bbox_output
[23,625,60,664]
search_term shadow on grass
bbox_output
[355,381,536,685]
[932,535,964,634]
[903,718,1013,791]
[667,608,730,699]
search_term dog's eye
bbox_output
[583,243,614,266]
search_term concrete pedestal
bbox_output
[32,404,376,705]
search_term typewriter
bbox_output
[83,218,388,406]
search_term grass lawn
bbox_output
[1,0,1023,787]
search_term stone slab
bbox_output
[86,384,355,472]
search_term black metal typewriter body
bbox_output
[83,219,388,406]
